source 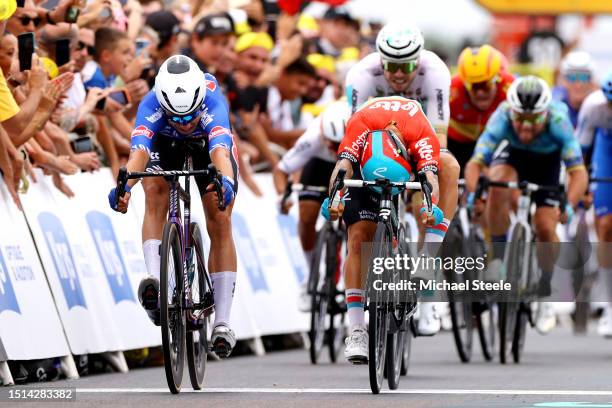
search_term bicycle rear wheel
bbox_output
[186,223,209,390]
[386,303,407,390]
[160,222,185,394]
[368,223,392,394]
[476,302,497,361]
[309,226,330,365]
[499,224,527,364]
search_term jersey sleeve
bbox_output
[345,63,376,115]
[422,59,451,134]
[130,91,165,152]
[338,110,369,163]
[575,92,599,152]
[278,115,325,174]
[470,103,510,166]
[407,109,441,172]
[551,106,584,171]
[201,75,234,153]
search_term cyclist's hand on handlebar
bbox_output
[108,186,131,213]
[581,192,593,210]
[278,195,293,214]
[207,175,235,208]
[559,203,574,225]
[419,203,444,227]
[321,197,344,221]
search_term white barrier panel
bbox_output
[21,170,159,355]
[232,175,309,335]
[0,182,70,360]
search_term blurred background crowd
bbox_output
[0,0,611,205]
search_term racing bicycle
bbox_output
[115,142,225,394]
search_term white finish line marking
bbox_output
[77,388,612,396]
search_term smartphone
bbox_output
[135,39,150,57]
[18,32,35,71]
[94,97,106,111]
[108,89,130,105]
[55,39,71,67]
[70,136,94,154]
[65,6,80,23]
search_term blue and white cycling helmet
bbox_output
[602,70,612,102]
[155,55,206,117]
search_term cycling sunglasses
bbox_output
[382,60,418,74]
[465,76,498,92]
[166,107,205,125]
[565,72,591,83]
[76,41,95,56]
[510,110,547,125]
[20,16,42,27]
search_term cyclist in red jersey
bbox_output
[448,45,514,174]
[325,96,443,364]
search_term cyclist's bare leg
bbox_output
[298,200,320,266]
[141,177,169,282]
[345,221,377,329]
[202,191,237,330]
[534,207,560,273]
[595,215,612,305]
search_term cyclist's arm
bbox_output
[409,118,441,203]
[422,62,451,148]
[274,116,325,194]
[575,93,598,165]
[556,113,588,208]
[203,77,238,182]
[344,65,375,115]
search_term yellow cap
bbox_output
[0,0,17,21]
[297,14,319,34]
[306,53,336,74]
[40,57,59,79]
[338,47,359,62]
[457,44,503,84]
[235,32,274,53]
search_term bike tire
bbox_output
[513,247,536,363]
[368,223,392,394]
[499,224,527,364]
[309,226,330,365]
[328,229,345,363]
[400,317,412,375]
[160,222,185,394]
[476,302,497,362]
[186,223,209,390]
[386,306,406,390]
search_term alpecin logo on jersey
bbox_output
[209,125,229,139]
[132,125,154,139]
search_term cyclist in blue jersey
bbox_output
[465,76,588,334]
[107,55,239,357]
[576,71,612,337]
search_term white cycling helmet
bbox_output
[560,51,596,76]
[506,76,552,114]
[376,22,424,63]
[155,55,206,116]
[321,100,350,143]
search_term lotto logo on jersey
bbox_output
[206,80,217,92]
[132,125,154,139]
[209,126,230,139]
[368,100,420,116]
[415,138,434,162]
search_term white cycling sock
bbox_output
[143,239,161,281]
[346,288,365,331]
[423,218,450,257]
[211,271,236,328]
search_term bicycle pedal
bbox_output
[213,339,232,359]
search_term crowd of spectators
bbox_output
[0,0,377,203]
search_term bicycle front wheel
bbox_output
[368,223,392,394]
[309,225,330,365]
[160,222,186,394]
[186,222,209,390]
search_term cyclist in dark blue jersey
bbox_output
[108,55,239,357]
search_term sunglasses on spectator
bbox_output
[76,41,95,56]
[465,77,498,92]
[510,110,547,125]
[564,72,591,83]
[382,60,418,74]
[20,16,41,27]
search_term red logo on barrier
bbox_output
[131,125,154,139]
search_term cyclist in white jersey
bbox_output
[273,100,350,310]
[576,71,612,337]
[345,22,460,336]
